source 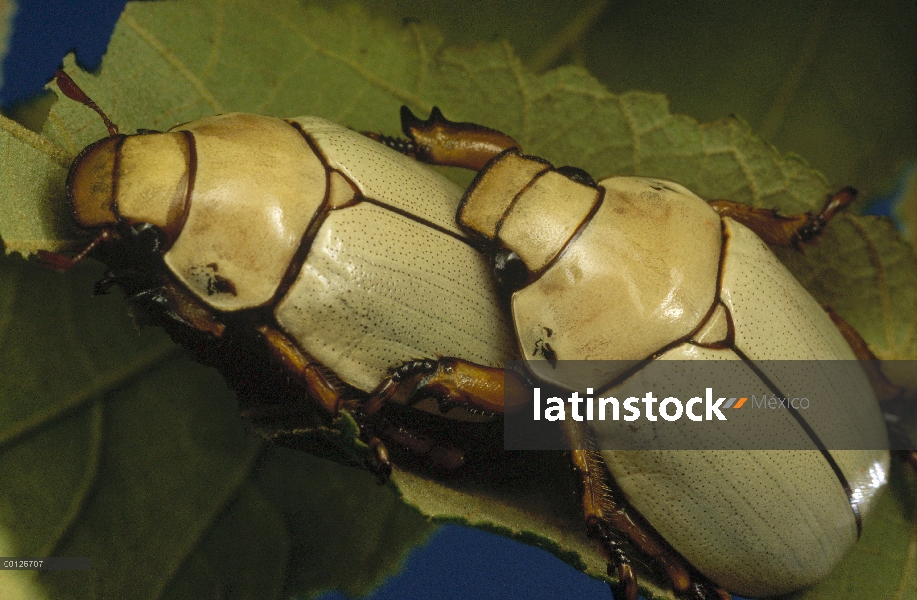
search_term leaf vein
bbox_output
[616,97,640,173]
[121,13,225,113]
[729,128,761,202]
[156,445,266,599]
[267,11,429,113]
[200,0,226,80]
[254,46,318,114]
[504,41,531,144]
[408,23,430,92]
[0,340,180,452]
[0,115,71,167]
[41,399,105,558]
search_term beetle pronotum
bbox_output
[44,69,912,600]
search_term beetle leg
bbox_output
[363,418,466,473]
[824,308,917,467]
[687,582,733,600]
[257,325,349,416]
[824,306,904,402]
[366,106,521,171]
[365,436,393,484]
[133,281,227,338]
[37,229,116,270]
[94,267,143,295]
[561,419,732,599]
[709,187,857,247]
[565,440,690,596]
[364,357,530,416]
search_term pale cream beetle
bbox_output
[366,107,905,599]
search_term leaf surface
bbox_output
[0,255,432,600]
[0,1,916,599]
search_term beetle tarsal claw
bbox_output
[607,561,638,600]
[590,522,639,600]
[686,581,732,600]
[365,437,392,485]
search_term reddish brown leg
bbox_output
[137,279,227,337]
[558,420,735,600]
[825,307,903,402]
[365,436,393,483]
[256,325,408,481]
[825,308,917,467]
[366,106,521,171]
[710,187,857,247]
[363,357,530,416]
[370,419,465,472]
[257,332,472,479]
[257,325,350,416]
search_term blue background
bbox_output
[0,1,619,599]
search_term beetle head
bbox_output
[56,70,190,257]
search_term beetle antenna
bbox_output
[37,229,116,271]
[55,69,119,136]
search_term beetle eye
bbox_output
[556,165,596,187]
[493,250,529,291]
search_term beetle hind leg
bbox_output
[256,334,471,479]
[361,416,467,476]
[825,308,917,467]
[367,358,731,597]
[710,187,857,247]
[562,420,730,600]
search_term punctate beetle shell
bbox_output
[460,151,890,597]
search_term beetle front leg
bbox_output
[709,187,857,247]
[367,106,521,171]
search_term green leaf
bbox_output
[0,1,916,599]
[777,216,917,365]
[0,116,76,254]
[578,0,917,199]
[314,0,917,199]
[0,255,431,600]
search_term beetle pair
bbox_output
[44,69,902,599]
